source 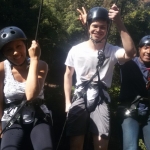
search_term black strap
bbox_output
[0,100,27,136]
[130,96,150,109]
[130,96,142,111]
[97,70,108,103]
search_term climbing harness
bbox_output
[0,100,26,136]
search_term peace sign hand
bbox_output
[77,7,87,26]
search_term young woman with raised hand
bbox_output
[0,26,53,150]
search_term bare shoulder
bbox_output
[38,60,48,72]
[0,61,4,81]
[0,61,4,72]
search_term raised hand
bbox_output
[108,4,122,24]
[77,7,87,25]
[28,40,41,60]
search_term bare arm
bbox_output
[109,4,136,63]
[64,66,74,112]
[0,62,4,134]
[25,40,48,100]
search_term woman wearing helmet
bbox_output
[64,4,136,150]
[117,35,150,150]
[0,26,53,150]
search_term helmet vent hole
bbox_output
[2,33,7,38]
[10,31,15,34]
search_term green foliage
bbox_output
[139,139,146,150]
[1,0,150,93]
[123,7,150,46]
[1,0,150,99]
[0,0,150,149]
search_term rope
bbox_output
[56,113,68,150]
[35,0,44,41]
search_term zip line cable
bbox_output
[35,0,44,41]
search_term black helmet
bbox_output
[139,35,150,47]
[0,26,27,51]
[87,7,109,26]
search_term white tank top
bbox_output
[1,59,44,123]
[3,59,44,104]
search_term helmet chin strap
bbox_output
[90,35,106,44]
